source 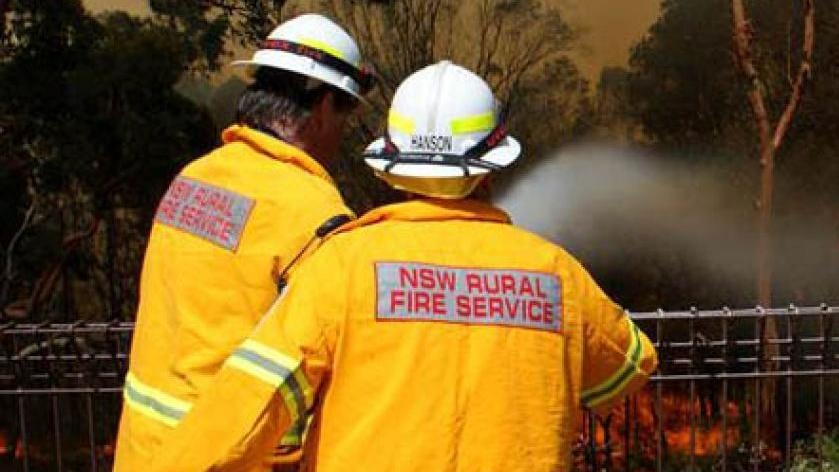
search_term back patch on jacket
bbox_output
[375,262,562,332]
[155,176,255,251]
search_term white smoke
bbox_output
[494,142,758,286]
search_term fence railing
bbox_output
[1,305,837,471]
[580,304,839,471]
[0,321,131,471]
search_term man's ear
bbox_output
[306,90,333,133]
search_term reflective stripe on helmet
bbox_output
[123,373,192,428]
[261,39,375,94]
[299,37,347,61]
[450,112,495,135]
[388,110,416,134]
[367,122,508,177]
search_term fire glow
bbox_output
[577,389,786,465]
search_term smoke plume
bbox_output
[494,142,837,308]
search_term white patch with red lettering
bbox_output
[154,176,255,251]
[375,262,561,332]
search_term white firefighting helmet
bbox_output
[363,61,521,199]
[232,14,374,99]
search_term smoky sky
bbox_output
[82,0,663,84]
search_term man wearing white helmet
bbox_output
[144,61,657,472]
[114,14,372,471]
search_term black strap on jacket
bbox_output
[262,39,375,95]
[275,214,353,294]
[363,122,509,177]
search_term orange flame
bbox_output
[579,389,781,465]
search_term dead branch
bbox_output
[731,0,774,150]
[25,217,101,318]
[773,0,814,151]
[1,195,37,308]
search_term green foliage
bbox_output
[0,0,216,320]
[790,431,839,472]
[626,0,747,152]
[147,0,287,71]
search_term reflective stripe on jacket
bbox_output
[113,125,351,471]
[147,198,657,472]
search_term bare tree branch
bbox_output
[773,0,814,151]
[1,193,37,310]
[25,216,101,318]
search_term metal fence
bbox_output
[580,304,839,471]
[1,305,837,471]
[0,321,131,471]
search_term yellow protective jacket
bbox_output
[146,199,657,472]
[114,125,351,471]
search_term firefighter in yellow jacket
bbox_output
[113,14,375,471]
[146,61,658,472]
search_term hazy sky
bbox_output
[85,0,142,15]
[84,0,662,83]
[560,0,661,81]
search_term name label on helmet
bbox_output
[155,176,255,252]
[411,134,453,153]
[375,262,562,332]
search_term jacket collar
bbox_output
[222,125,334,184]
[334,199,511,235]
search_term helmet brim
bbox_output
[232,52,368,103]
[371,170,487,199]
[362,135,521,178]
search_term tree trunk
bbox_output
[730,0,814,425]
[757,137,774,308]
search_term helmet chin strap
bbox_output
[365,123,508,177]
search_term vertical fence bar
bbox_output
[688,307,697,472]
[656,309,664,472]
[602,415,613,471]
[753,307,762,472]
[720,307,731,472]
[87,393,96,472]
[624,397,630,472]
[46,326,63,472]
[17,396,29,472]
[587,411,596,472]
[12,325,30,472]
[52,393,63,471]
[633,395,640,472]
[818,303,832,469]
[785,305,796,469]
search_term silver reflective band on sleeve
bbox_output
[123,373,192,428]
[225,339,313,422]
[581,319,643,408]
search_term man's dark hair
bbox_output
[235,67,358,132]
